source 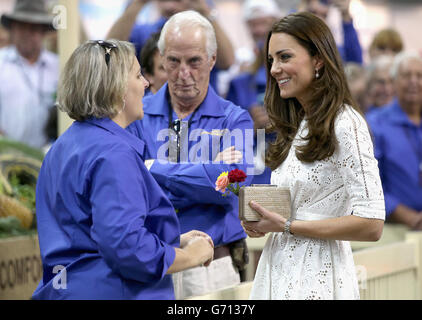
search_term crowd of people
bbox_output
[0,0,420,300]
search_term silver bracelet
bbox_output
[284,219,293,235]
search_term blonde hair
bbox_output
[57,40,135,121]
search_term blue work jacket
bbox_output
[367,99,422,217]
[127,84,254,246]
[33,117,179,299]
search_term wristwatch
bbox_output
[284,219,294,235]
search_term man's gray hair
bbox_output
[157,10,217,59]
[390,51,422,79]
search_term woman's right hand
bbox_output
[184,236,214,267]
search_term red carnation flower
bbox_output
[228,169,247,183]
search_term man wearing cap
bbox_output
[0,0,58,149]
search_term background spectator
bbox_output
[0,0,58,149]
[368,28,404,61]
[344,62,368,113]
[140,31,167,95]
[225,0,282,184]
[0,24,9,48]
[298,0,363,64]
[365,54,395,115]
[367,51,422,230]
[107,0,235,95]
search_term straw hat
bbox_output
[1,0,54,30]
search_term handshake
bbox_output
[180,230,214,268]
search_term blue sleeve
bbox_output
[126,122,151,159]
[368,117,399,217]
[225,76,256,111]
[88,146,175,283]
[341,20,363,64]
[151,111,255,209]
[129,24,147,59]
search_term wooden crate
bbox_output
[0,235,42,300]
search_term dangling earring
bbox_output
[118,99,126,114]
[315,69,320,79]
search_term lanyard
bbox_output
[167,101,201,162]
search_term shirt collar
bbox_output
[143,83,226,119]
[84,117,146,157]
[388,98,420,127]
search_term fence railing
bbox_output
[189,226,422,300]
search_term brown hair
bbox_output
[369,28,403,55]
[265,12,361,170]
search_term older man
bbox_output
[367,52,422,230]
[107,0,234,94]
[128,11,254,299]
[0,0,58,149]
[366,55,395,115]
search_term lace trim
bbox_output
[350,113,369,198]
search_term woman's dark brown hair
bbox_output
[265,12,361,170]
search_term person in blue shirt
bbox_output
[226,0,281,184]
[32,39,214,300]
[106,0,235,94]
[365,55,395,115]
[367,51,422,230]
[298,0,362,64]
[139,31,167,96]
[127,11,255,299]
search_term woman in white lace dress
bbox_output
[242,12,385,300]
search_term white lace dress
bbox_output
[249,106,385,300]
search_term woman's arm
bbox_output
[242,201,384,242]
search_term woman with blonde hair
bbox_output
[33,40,213,299]
[242,12,385,300]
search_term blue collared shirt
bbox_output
[33,117,179,299]
[127,84,254,246]
[367,98,422,217]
